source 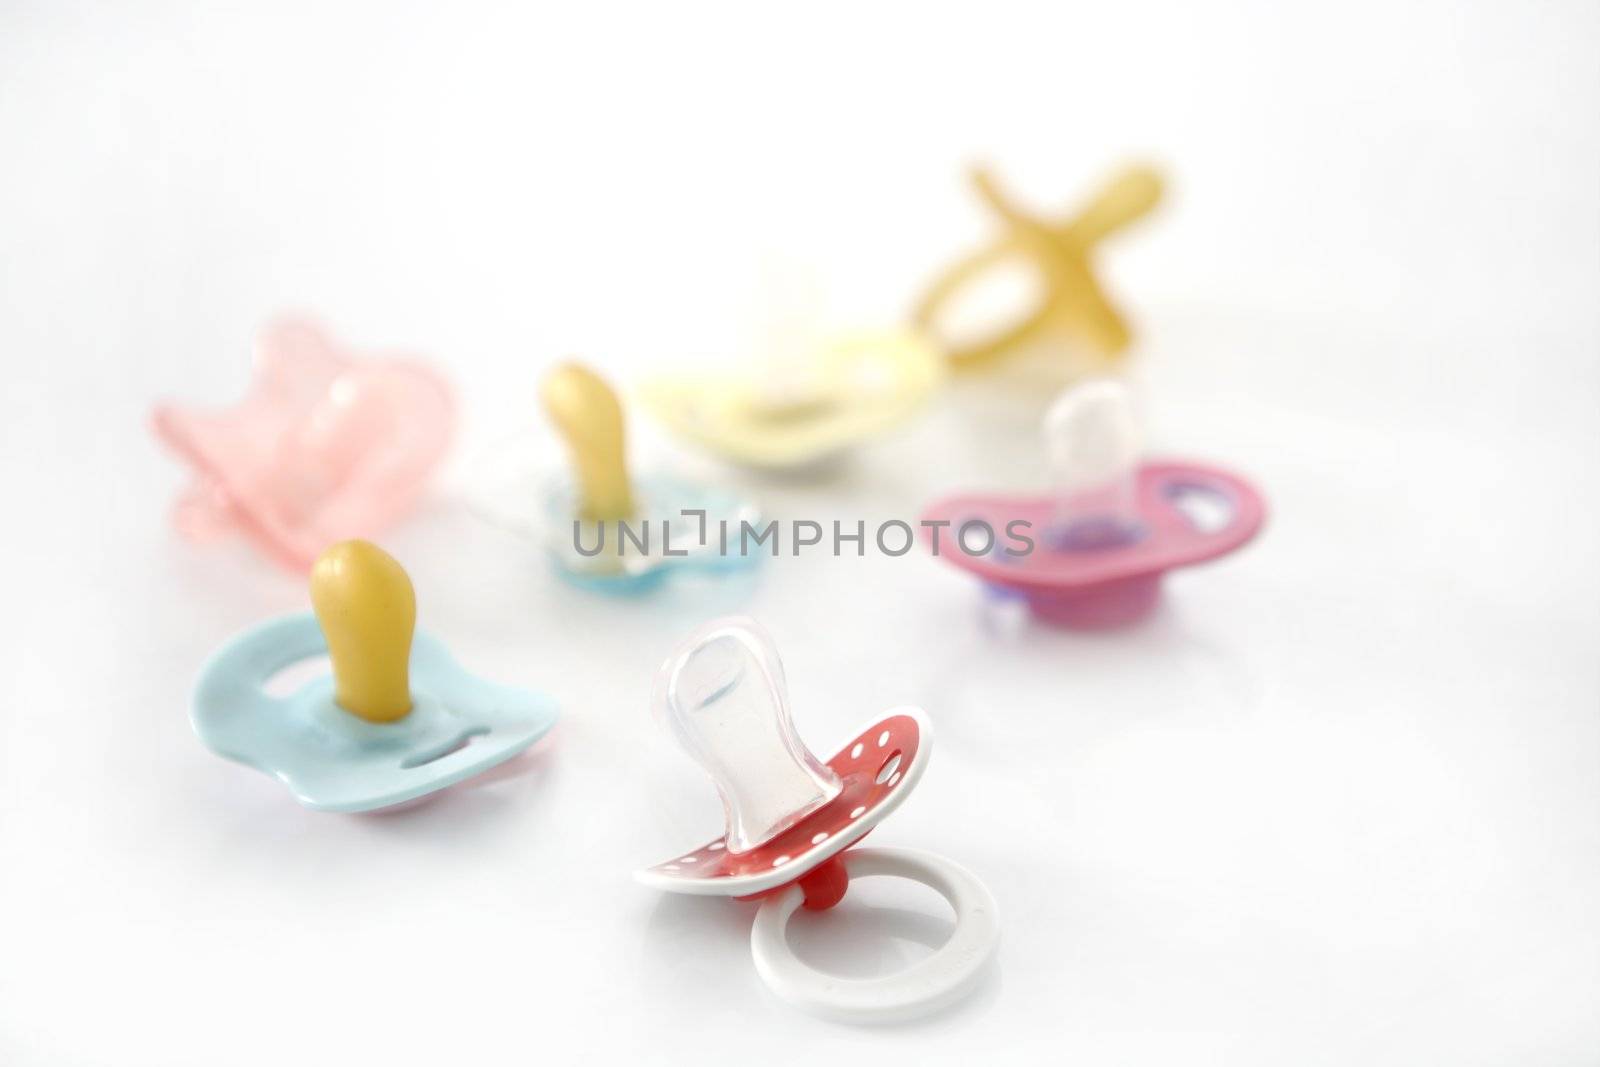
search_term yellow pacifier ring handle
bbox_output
[309,539,416,723]
[540,362,635,522]
[912,164,1164,371]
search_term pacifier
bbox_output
[636,616,999,1023]
[152,318,455,571]
[641,331,945,469]
[192,540,558,812]
[912,165,1163,370]
[473,362,760,594]
[922,379,1266,627]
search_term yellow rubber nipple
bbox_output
[540,362,635,522]
[309,539,415,724]
[913,164,1164,369]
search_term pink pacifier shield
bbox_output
[152,318,454,571]
[639,709,928,896]
[924,461,1265,625]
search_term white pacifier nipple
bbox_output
[653,617,842,854]
[1044,378,1145,549]
[744,263,834,418]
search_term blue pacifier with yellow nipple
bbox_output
[472,362,761,596]
[192,540,559,812]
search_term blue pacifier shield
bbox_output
[193,614,559,812]
[544,474,764,595]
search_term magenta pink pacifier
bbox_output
[152,318,455,572]
[923,379,1265,627]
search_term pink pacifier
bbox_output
[636,616,999,1023]
[151,318,455,572]
[923,379,1265,627]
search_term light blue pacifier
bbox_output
[542,472,761,595]
[472,361,762,596]
[192,540,559,812]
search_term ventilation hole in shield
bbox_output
[400,728,490,769]
[263,655,332,697]
[1165,483,1234,534]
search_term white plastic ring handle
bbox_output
[749,847,999,1023]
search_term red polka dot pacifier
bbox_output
[636,616,999,1023]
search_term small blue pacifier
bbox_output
[474,361,761,595]
[542,473,760,595]
[192,540,559,812]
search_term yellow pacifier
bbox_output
[912,164,1164,371]
[642,332,945,470]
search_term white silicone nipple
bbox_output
[746,262,835,418]
[1043,379,1144,549]
[652,617,842,854]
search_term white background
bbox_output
[2,2,1597,1064]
